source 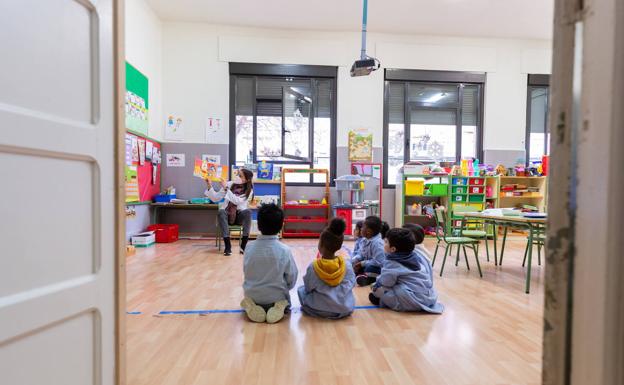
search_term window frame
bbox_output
[383,69,486,188]
[525,74,551,165]
[229,63,338,186]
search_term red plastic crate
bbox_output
[469,178,484,186]
[470,186,485,194]
[146,224,179,243]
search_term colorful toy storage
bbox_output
[281,169,330,238]
[449,176,486,232]
[395,173,449,234]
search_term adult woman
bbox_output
[205,168,254,256]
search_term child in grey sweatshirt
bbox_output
[298,218,356,319]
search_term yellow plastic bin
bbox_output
[405,179,425,196]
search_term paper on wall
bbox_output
[131,136,139,162]
[164,115,184,141]
[146,141,153,161]
[204,117,224,143]
[166,153,185,167]
[201,154,221,164]
[138,138,146,165]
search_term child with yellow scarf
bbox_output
[297,218,356,319]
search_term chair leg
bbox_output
[522,240,529,267]
[499,226,508,265]
[455,244,461,266]
[537,243,542,266]
[440,243,450,277]
[485,236,490,262]
[473,245,483,278]
[432,241,441,266]
[462,246,470,270]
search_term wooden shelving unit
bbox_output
[281,169,330,238]
[498,176,548,212]
[395,173,449,232]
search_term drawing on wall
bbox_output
[204,117,224,142]
[145,141,153,161]
[348,129,373,162]
[125,165,139,202]
[166,153,185,167]
[164,115,184,141]
[131,135,139,162]
[125,62,149,135]
[201,154,221,164]
[138,138,146,165]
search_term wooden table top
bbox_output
[458,212,547,224]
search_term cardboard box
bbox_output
[132,231,155,247]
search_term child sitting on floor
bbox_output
[298,218,356,319]
[402,223,432,261]
[352,216,386,286]
[352,221,364,256]
[240,203,299,323]
[368,228,444,314]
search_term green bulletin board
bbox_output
[125,62,149,135]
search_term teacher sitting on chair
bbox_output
[205,168,254,256]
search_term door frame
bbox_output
[113,0,126,384]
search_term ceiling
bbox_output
[145,0,554,40]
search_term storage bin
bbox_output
[427,184,448,196]
[469,178,484,186]
[190,197,212,204]
[334,209,352,236]
[147,224,179,243]
[452,186,467,195]
[154,194,176,203]
[453,195,468,202]
[452,203,484,212]
[469,195,484,203]
[131,231,155,247]
[452,177,468,186]
[470,186,485,194]
[405,179,425,196]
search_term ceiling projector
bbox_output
[351,0,380,77]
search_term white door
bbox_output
[0,1,119,384]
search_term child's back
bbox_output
[298,218,356,319]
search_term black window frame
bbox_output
[525,74,551,165]
[229,63,338,186]
[382,69,486,188]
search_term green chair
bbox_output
[432,208,483,278]
[522,225,546,267]
[215,221,243,251]
[452,205,491,263]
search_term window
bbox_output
[229,63,337,184]
[383,69,485,187]
[526,75,550,164]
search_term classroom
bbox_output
[2,1,623,385]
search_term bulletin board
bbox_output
[125,62,149,136]
[125,131,161,204]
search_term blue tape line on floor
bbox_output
[156,306,379,315]
[127,311,142,315]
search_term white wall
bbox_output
[125,0,163,141]
[159,22,552,152]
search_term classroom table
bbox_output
[458,212,547,294]
[150,202,218,229]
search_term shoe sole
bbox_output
[240,297,266,323]
[266,300,289,324]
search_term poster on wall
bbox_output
[348,129,373,162]
[125,165,139,202]
[131,136,139,162]
[125,135,133,166]
[166,153,185,167]
[145,141,153,161]
[164,115,184,141]
[138,138,146,165]
[204,117,224,143]
[125,62,149,135]
[201,154,221,164]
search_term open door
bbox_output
[0,1,122,384]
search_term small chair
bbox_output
[522,225,546,267]
[215,219,243,251]
[432,208,483,277]
[453,205,491,263]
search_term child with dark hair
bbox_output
[297,218,356,319]
[351,216,386,286]
[380,221,390,239]
[352,221,364,256]
[241,204,298,323]
[368,228,444,314]
[402,223,431,260]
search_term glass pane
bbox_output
[528,86,548,161]
[461,85,479,159]
[409,84,458,105]
[313,116,331,184]
[277,164,311,183]
[410,109,456,162]
[387,123,404,185]
[283,87,311,160]
[256,114,282,160]
[235,115,253,164]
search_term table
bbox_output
[459,212,546,293]
[150,202,218,229]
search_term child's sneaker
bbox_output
[356,274,376,286]
[266,300,289,324]
[240,297,266,323]
[368,292,380,306]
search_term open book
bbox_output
[193,158,228,182]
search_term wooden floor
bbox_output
[127,237,544,385]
